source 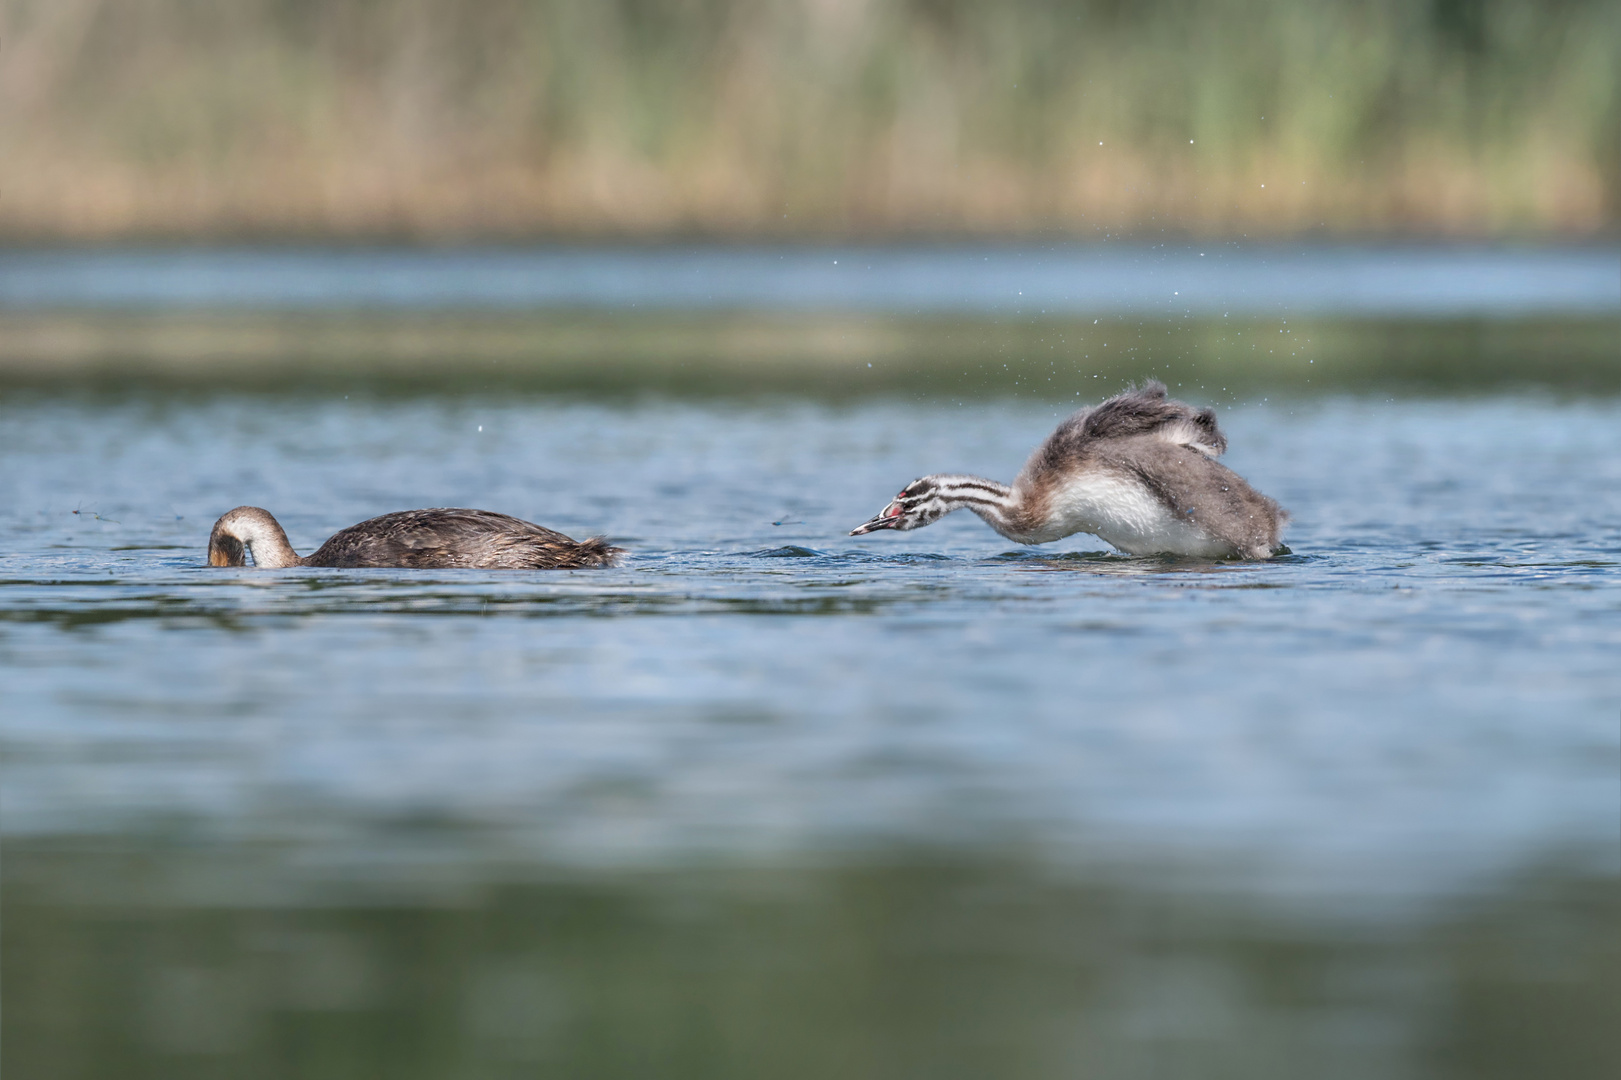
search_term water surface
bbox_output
[4,244,1615,316]
[3,388,1618,1078]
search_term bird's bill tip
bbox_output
[850,504,904,535]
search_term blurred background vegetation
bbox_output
[2,0,1616,242]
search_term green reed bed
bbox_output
[2,311,1615,396]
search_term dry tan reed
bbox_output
[1,0,1615,240]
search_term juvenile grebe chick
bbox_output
[851,381,1287,559]
[207,507,621,569]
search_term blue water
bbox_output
[4,392,1617,907]
[3,243,1616,316]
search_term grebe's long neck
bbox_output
[208,506,306,568]
[923,475,1032,542]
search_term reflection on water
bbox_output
[5,846,1615,1080]
[3,312,1618,394]
[3,389,1619,1077]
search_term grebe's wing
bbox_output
[1100,437,1287,560]
[1022,380,1227,486]
[306,509,594,568]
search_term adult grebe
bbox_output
[207,507,621,569]
[851,381,1287,559]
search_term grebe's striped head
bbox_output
[849,477,951,534]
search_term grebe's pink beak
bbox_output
[850,500,905,535]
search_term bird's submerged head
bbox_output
[207,526,246,566]
[850,478,950,535]
[206,505,299,567]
